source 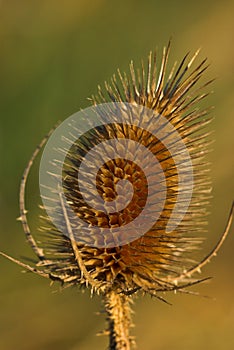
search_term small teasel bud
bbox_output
[1,42,233,350]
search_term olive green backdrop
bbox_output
[0,1,233,349]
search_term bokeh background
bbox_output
[0,1,233,349]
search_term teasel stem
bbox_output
[104,290,135,350]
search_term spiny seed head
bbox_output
[36,43,214,296]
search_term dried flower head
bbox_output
[1,42,233,350]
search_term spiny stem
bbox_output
[104,290,135,350]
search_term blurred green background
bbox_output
[0,1,233,349]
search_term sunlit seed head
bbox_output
[37,43,213,295]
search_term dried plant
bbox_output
[1,42,233,350]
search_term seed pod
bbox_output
[1,42,233,350]
[36,43,213,294]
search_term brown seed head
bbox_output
[34,43,215,297]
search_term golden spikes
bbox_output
[1,42,233,350]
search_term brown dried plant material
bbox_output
[1,42,233,350]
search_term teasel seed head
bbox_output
[1,42,233,350]
[37,43,214,295]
